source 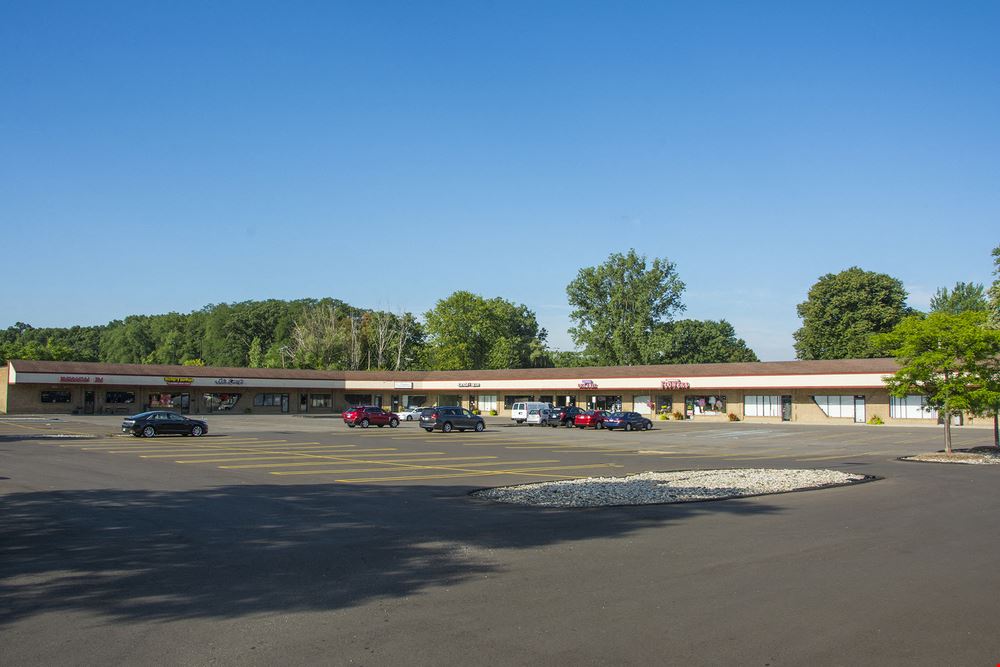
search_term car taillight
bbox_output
[431,412,439,419]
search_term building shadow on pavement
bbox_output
[0,482,781,625]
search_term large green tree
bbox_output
[794,267,912,360]
[989,244,1000,328]
[875,311,1000,453]
[423,291,546,370]
[929,282,987,314]
[566,250,685,365]
[650,319,758,364]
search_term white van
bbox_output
[511,401,553,424]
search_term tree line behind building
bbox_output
[3,248,998,371]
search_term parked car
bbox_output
[525,408,551,425]
[573,410,607,429]
[397,406,425,421]
[343,405,400,428]
[603,411,654,431]
[547,406,584,427]
[420,406,486,433]
[510,401,553,424]
[122,411,209,437]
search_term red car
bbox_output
[573,410,607,429]
[343,405,400,428]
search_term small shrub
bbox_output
[672,411,685,420]
[472,409,481,415]
[244,407,252,414]
[868,415,884,425]
[489,409,498,416]
[658,413,669,420]
[728,412,740,421]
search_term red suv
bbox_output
[343,406,400,428]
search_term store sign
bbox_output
[661,379,690,390]
[164,377,194,385]
[60,375,103,383]
[458,382,480,388]
[394,381,414,389]
[215,378,245,385]
[578,380,598,389]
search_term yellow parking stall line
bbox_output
[2,421,93,437]
[173,450,445,463]
[323,463,622,483]
[222,458,558,470]
[217,455,498,469]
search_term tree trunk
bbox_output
[944,413,953,454]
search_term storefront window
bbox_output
[686,395,726,416]
[588,395,623,411]
[105,391,136,404]
[504,395,532,409]
[633,395,652,415]
[149,392,189,410]
[203,393,241,412]
[812,395,855,418]
[310,394,332,408]
[41,390,72,403]
[538,395,554,405]
[890,395,937,419]
[476,395,497,412]
[654,395,673,415]
[554,395,577,407]
[745,395,780,417]
[438,394,461,407]
[345,394,372,407]
[401,395,429,408]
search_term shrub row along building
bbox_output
[0,358,979,427]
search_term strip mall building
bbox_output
[0,358,979,427]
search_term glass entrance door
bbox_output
[854,396,866,423]
[781,395,792,422]
[84,390,95,415]
[300,393,308,413]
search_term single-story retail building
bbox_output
[0,358,981,427]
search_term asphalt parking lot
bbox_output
[2,415,999,665]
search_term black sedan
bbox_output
[602,412,653,431]
[122,411,209,437]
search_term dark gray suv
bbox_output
[419,406,486,433]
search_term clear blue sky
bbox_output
[2,1,997,360]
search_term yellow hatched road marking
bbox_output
[127,446,384,457]
[795,452,878,461]
[323,463,621,483]
[101,443,328,454]
[220,458,558,470]
[212,455,498,468]
[74,439,287,449]
[172,450,444,463]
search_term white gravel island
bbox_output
[473,468,871,507]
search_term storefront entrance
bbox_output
[84,390,95,415]
[588,395,622,411]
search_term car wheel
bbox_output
[347,424,355,428]
[360,419,369,428]
[390,418,399,428]
[191,425,203,436]
[443,422,453,433]
[475,422,485,432]
[142,425,156,438]
[597,422,604,429]
[406,415,413,421]
[624,423,632,432]
[424,428,434,433]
